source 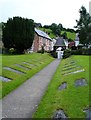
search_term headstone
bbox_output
[63,69,85,76]
[75,78,88,87]
[58,82,67,90]
[63,66,82,72]
[64,63,76,68]
[3,67,25,74]
[53,109,67,119]
[15,64,31,70]
[63,67,75,71]
[0,76,11,82]
[83,108,91,119]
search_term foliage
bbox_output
[50,51,57,58]
[71,49,82,55]
[71,48,91,55]
[2,17,34,54]
[61,31,67,39]
[63,49,71,59]
[9,48,16,54]
[41,46,45,54]
[34,22,42,28]
[50,23,63,36]
[63,31,76,40]
[76,6,91,45]
[39,28,76,40]
[66,28,76,33]
[37,46,45,54]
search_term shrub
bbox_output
[71,49,82,55]
[9,48,16,54]
[63,49,71,59]
[37,46,45,54]
[71,48,91,55]
[41,46,45,54]
[50,51,57,58]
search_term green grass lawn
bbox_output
[1,53,54,98]
[61,31,76,40]
[33,55,90,118]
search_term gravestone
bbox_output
[15,64,31,70]
[62,67,75,71]
[22,62,34,66]
[53,109,67,119]
[58,82,67,90]
[64,63,76,68]
[0,76,11,82]
[63,69,85,76]
[70,61,75,64]
[75,78,88,87]
[83,108,91,119]
[3,67,25,74]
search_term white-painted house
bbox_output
[75,33,79,47]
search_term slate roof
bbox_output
[55,37,66,46]
[35,28,52,41]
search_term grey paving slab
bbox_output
[2,59,60,118]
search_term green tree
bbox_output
[61,32,67,39]
[2,17,34,53]
[50,23,61,36]
[76,6,91,45]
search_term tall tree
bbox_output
[2,17,34,53]
[76,6,91,45]
[50,23,61,36]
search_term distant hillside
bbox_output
[61,31,76,40]
[39,28,56,38]
[39,27,76,40]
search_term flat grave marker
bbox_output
[0,76,12,82]
[83,108,91,119]
[3,67,25,74]
[63,69,85,76]
[58,82,67,90]
[15,64,31,70]
[75,78,88,87]
[53,109,67,119]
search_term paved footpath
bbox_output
[2,59,60,118]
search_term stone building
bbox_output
[32,28,52,52]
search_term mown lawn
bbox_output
[33,55,90,118]
[1,53,54,98]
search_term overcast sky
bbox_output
[0,0,90,29]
